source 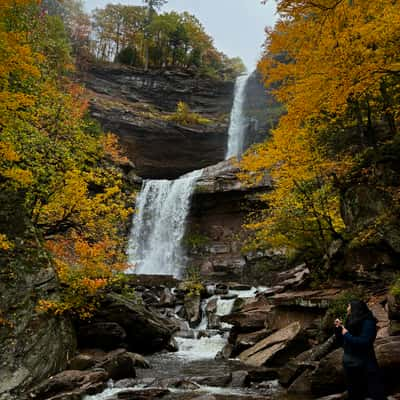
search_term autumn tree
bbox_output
[240,0,400,261]
[0,0,133,318]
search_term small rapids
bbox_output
[84,287,279,400]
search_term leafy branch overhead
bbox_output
[240,0,400,263]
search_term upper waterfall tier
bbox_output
[225,74,250,159]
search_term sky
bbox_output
[84,0,278,71]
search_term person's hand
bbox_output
[334,318,342,328]
[342,327,348,335]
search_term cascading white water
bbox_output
[127,169,202,277]
[225,74,250,159]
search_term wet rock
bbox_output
[29,369,108,399]
[166,337,179,352]
[246,368,280,383]
[126,352,151,369]
[274,264,310,289]
[221,296,273,332]
[388,293,400,320]
[229,284,252,291]
[289,335,400,396]
[184,294,202,328]
[191,374,232,387]
[173,380,201,390]
[67,354,96,371]
[159,288,175,307]
[267,289,341,309]
[127,275,179,289]
[107,388,170,399]
[278,335,336,387]
[236,329,271,350]
[78,322,127,350]
[215,343,234,360]
[94,349,136,381]
[239,322,302,367]
[215,283,229,295]
[220,294,238,300]
[0,242,76,398]
[85,293,177,353]
[196,160,272,194]
[230,371,249,388]
[315,393,346,400]
[142,289,160,305]
[114,378,137,388]
[205,297,220,329]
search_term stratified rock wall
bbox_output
[82,64,235,179]
[187,160,273,283]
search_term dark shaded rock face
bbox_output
[77,293,177,354]
[82,64,235,179]
[242,71,282,152]
[186,160,273,283]
[0,192,76,398]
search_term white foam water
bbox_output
[127,169,202,278]
[225,74,250,159]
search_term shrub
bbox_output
[166,101,211,126]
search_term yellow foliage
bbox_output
[166,101,211,125]
[240,0,400,256]
[101,132,130,164]
[0,233,13,251]
[1,0,134,318]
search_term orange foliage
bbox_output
[1,0,134,317]
[101,132,130,164]
[240,0,400,256]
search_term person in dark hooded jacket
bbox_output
[334,300,386,400]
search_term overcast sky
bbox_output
[84,0,277,71]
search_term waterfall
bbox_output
[127,169,202,277]
[225,74,250,159]
[127,74,249,277]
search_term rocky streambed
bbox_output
[24,267,400,400]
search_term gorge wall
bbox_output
[82,64,235,179]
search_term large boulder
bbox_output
[239,322,303,367]
[289,336,400,397]
[221,296,273,332]
[29,369,108,400]
[81,293,178,353]
[78,322,127,350]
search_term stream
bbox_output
[84,287,290,400]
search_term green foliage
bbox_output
[166,101,211,125]
[182,266,204,297]
[112,274,138,301]
[184,231,210,251]
[390,277,400,301]
[90,4,244,79]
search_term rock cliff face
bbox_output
[82,64,235,179]
[242,71,282,151]
[0,193,76,399]
[187,160,273,283]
